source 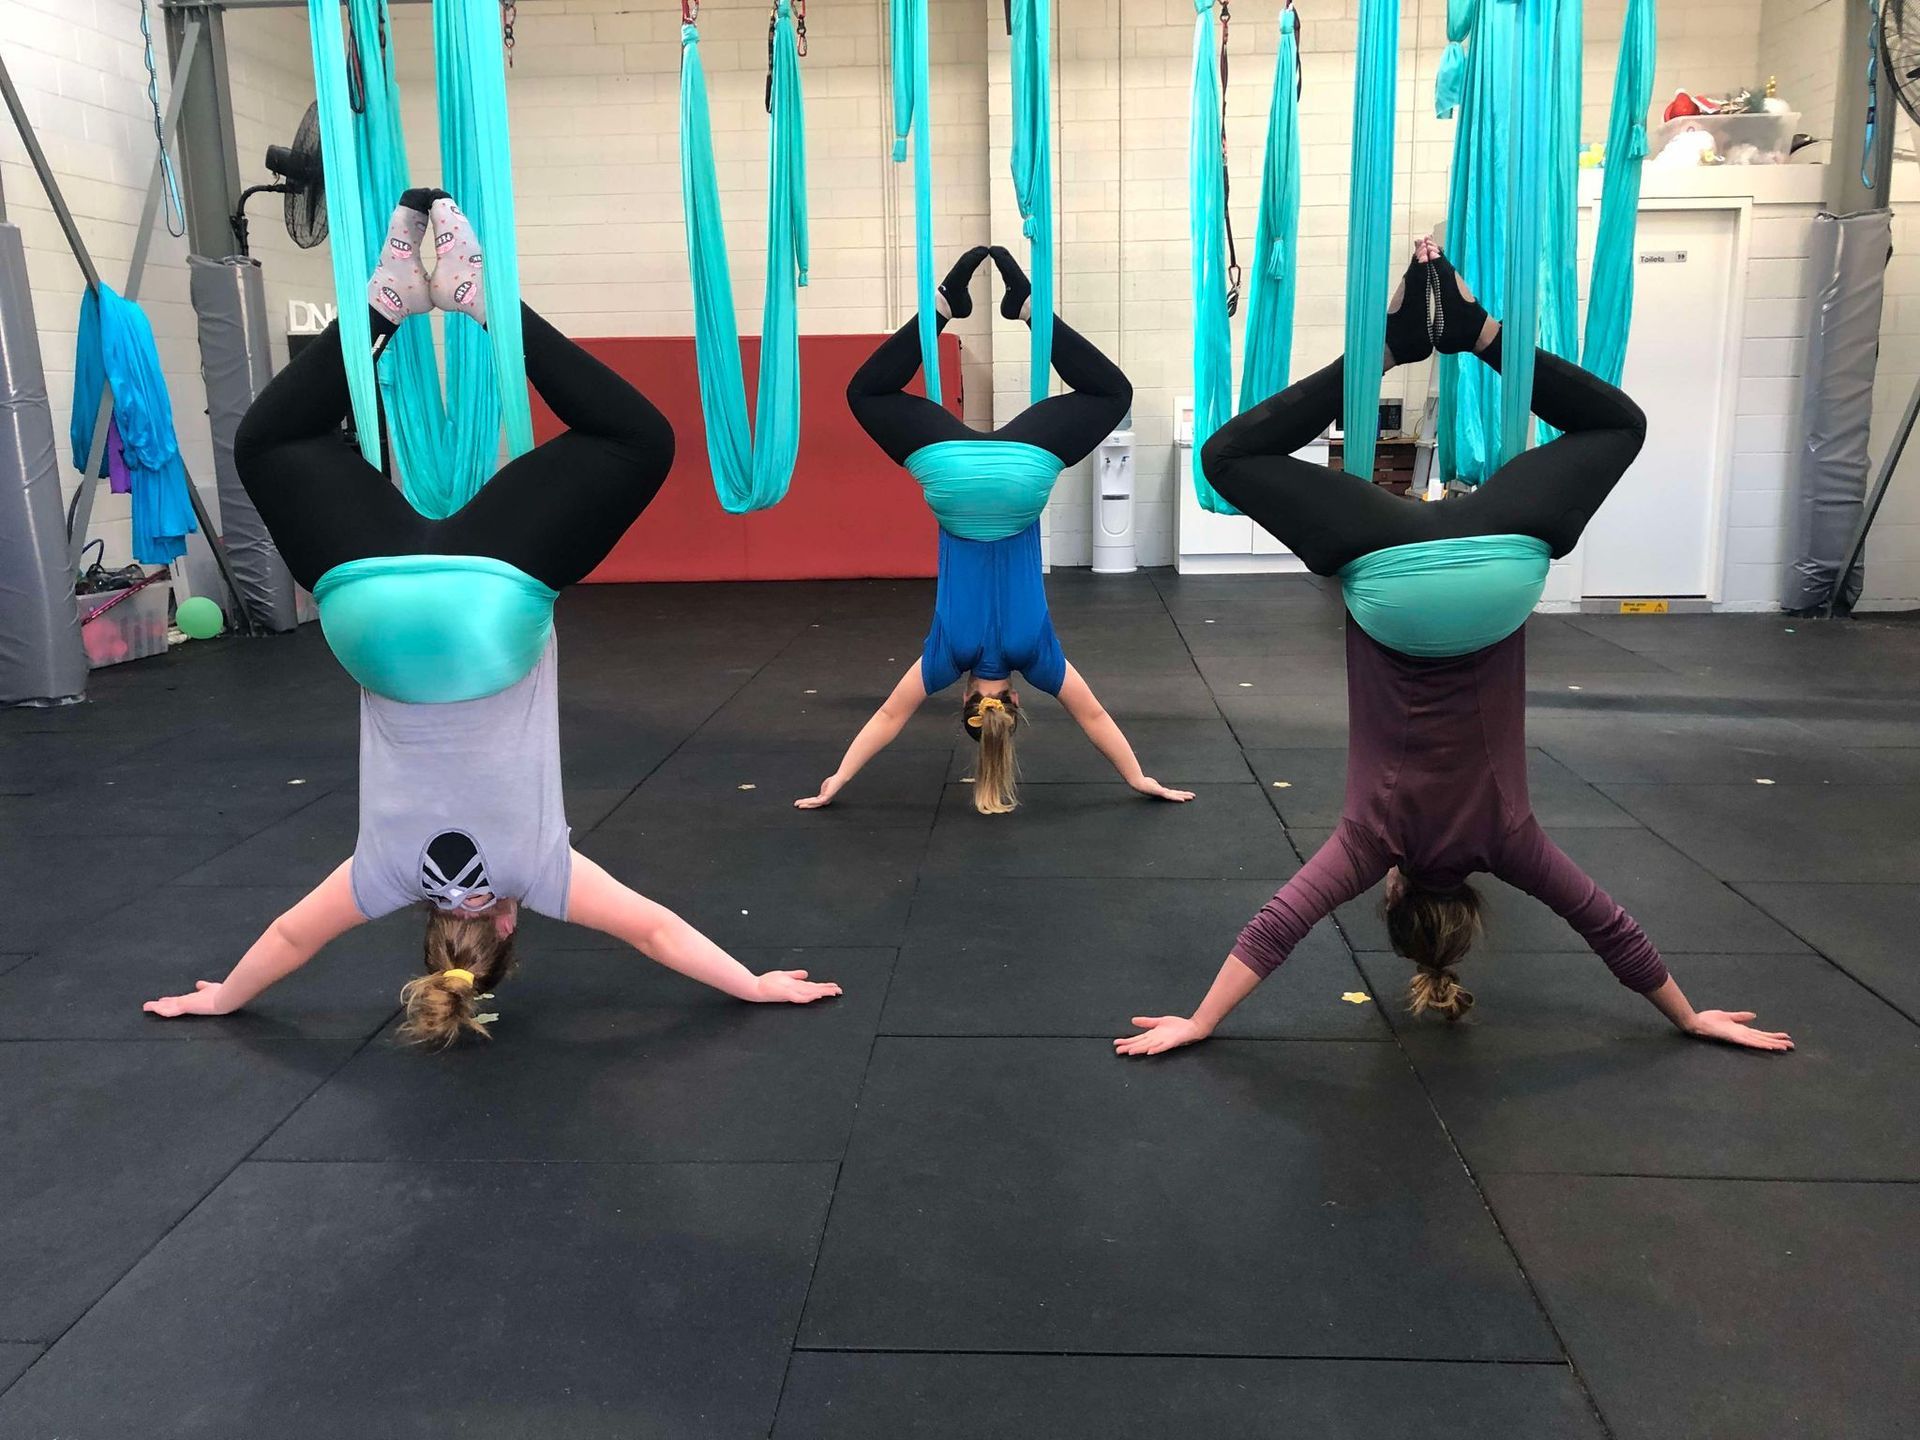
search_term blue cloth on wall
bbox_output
[1188,0,1236,512]
[1343,0,1400,481]
[1238,7,1302,416]
[71,284,198,566]
[1009,0,1055,404]
[1581,0,1655,386]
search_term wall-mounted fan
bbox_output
[231,100,327,256]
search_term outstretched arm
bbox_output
[1497,819,1791,1052]
[1116,825,1387,1055]
[143,861,365,1017]
[1055,663,1192,802]
[565,852,841,1003]
[795,660,931,809]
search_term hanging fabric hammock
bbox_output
[1189,1,1302,514]
[890,0,941,403]
[1581,0,1656,387]
[1342,0,1400,481]
[1008,0,1055,403]
[1499,0,1555,464]
[679,0,810,514]
[306,0,533,519]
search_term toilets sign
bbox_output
[288,299,338,334]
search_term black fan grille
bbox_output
[1885,0,1920,128]
[285,101,328,250]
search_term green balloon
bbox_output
[176,595,224,640]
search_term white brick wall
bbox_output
[0,0,327,570]
[22,0,1920,607]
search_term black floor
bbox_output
[2,571,1917,1439]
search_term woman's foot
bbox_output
[367,202,433,328]
[990,245,1032,321]
[427,197,487,326]
[938,245,992,320]
[1384,248,1436,369]
[1429,248,1499,355]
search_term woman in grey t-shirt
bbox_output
[144,195,841,1041]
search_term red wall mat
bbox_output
[527,333,964,583]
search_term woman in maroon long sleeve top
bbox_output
[1117,243,1792,1058]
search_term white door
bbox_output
[1579,207,1738,598]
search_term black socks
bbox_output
[990,245,1032,321]
[1429,254,1492,356]
[1384,255,1435,367]
[938,245,992,320]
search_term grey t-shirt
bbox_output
[351,636,573,921]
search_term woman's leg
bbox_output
[232,312,424,591]
[1446,336,1649,556]
[441,305,677,589]
[845,248,988,464]
[1199,357,1431,576]
[995,314,1134,467]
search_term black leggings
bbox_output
[234,305,674,593]
[847,312,1132,467]
[1200,341,1648,576]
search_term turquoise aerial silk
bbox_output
[312,554,558,704]
[1188,0,1235,511]
[1581,0,1656,386]
[1339,534,1550,658]
[71,284,197,565]
[903,440,1064,542]
[1499,0,1552,464]
[1238,9,1302,415]
[1435,0,1477,117]
[890,0,941,404]
[1343,0,1400,480]
[306,0,532,517]
[1191,3,1302,515]
[679,4,810,514]
[1009,0,1055,404]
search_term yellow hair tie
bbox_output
[967,696,1007,729]
[442,968,476,987]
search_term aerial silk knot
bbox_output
[891,136,908,163]
[1435,41,1466,118]
[682,23,698,47]
[1627,122,1648,159]
[1446,0,1479,38]
[1266,238,1287,280]
[1022,214,1041,241]
[1281,8,1296,35]
[798,265,810,288]
[1194,0,1213,13]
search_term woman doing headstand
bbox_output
[1117,240,1790,1056]
[797,246,1192,815]
[145,193,840,1044]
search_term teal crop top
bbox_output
[312,554,560,704]
[903,439,1065,542]
[1337,534,1551,659]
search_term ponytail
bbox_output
[398,907,517,1049]
[1384,877,1482,1023]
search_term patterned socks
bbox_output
[367,203,432,328]
[427,197,487,327]
[1384,255,1435,368]
[1429,254,1493,356]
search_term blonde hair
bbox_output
[969,694,1022,815]
[1385,879,1482,1022]
[397,907,517,1049]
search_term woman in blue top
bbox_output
[144,193,843,1047]
[797,247,1193,815]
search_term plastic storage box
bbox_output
[76,579,170,668]
[1647,111,1800,165]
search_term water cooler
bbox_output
[1092,428,1136,574]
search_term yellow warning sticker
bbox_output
[1618,599,1669,614]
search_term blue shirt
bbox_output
[921,521,1066,696]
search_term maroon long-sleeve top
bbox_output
[1235,625,1670,993]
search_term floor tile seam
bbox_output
[1373,995,1618,1440]
[577,616,818,838]
[868,1031,1391,1043]
[239,1156,853,1169]
[1479,1169,1920,1186]
[785,1345,1578,1366]
[146,780,354,875]
[1723,888,1920,1028]
[7,1032,374,1365]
